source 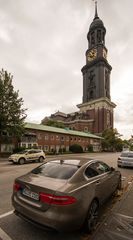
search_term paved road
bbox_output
[0,152,133,240]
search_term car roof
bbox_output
[49,158,95,167]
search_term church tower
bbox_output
[77,2,116,134]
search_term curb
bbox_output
[91,181,133,240]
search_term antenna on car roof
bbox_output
[60,160,64,164]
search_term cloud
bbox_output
[0,0,132,139]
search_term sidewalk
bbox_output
[91,182,133,240]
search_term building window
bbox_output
[44,135,49,140]
[28,143,32,148]
[50,146,55,152]
[61,136,65,141]
[22,143,26,148]
[38,145,42,149]
[56,135,59,140]
[44,145,49,151]
[1,144,14,153]
[84,127,88,132]
[66,136,69,141]
[70,137,73,141]
[78,138,81,142]
[91,31,95,46]
[90,90,94,99]
[74,137,77,141]
[37,133,42,140]
[51,135,54,140]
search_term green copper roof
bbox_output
[25,122,102,139]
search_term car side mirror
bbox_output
[110,167,115,171]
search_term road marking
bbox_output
[0,211,13,219]
[0,227,13,240]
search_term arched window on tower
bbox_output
[91,32,95,46]
[90,90,94,100]
[105,69,109,98]
[97,30,102,43]
[102,32,105,44]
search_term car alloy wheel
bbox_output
[18,158,25,165]
[39,156,44,163]
[85,199,99,233]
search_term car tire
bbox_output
[39,156,44,163]
[117,164,122,168]
[84,199,99,233]
[117,177,122,190]
[18,158,25,165]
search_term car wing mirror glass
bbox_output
[110,167,115,171]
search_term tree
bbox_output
[0,69,27,145]
[69,144,83,153]
[101,128,123,152]
[42,119,65,129]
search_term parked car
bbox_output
[9,149,45,164]
[12,158,121,232]
[118,151,133,168]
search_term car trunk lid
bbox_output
[15,173,69,211]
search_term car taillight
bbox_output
[13,182,21,192]
[40,193,77,205]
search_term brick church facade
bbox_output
[42,3,116,135]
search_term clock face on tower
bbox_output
[87,48,97,62]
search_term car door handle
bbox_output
[96,181,100,185]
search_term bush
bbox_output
[69,144,83,153]
[46,151,55,155]
[88,144,93,152]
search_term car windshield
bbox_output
[31,162,79,179]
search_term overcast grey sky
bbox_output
[0,0,133,139]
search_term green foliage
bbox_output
[42,119,65,129]
[87,144,93,152]
[13,147,26,153]
[69,144,83,153]
[130,145,133,151]
[0,69,27,142]
[101,128,123,152]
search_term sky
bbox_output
[0,0,133,139]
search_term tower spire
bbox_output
[93,0,98,19]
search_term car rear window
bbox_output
[121,152,128,157]
[31,162,79,179]
[128,153,133,158]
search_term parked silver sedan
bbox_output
[12,158,121,232]
[118,151,133,167]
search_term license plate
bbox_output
[22,188,39,201]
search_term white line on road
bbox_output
[0,211,13,219]
[0,227,13,240]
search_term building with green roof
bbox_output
[20,122,102,152]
